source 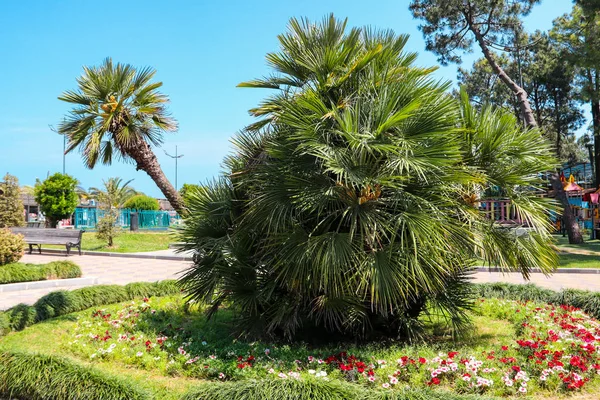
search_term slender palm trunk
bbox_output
[126,140,185,214]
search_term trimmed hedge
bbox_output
[181,379,496,400]
[0,260,81,284]
[0,351,150,400]
[473,282,600,319]
[0,280,179,336]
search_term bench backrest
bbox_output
[11,228,83,242]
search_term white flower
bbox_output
[219,373,225,379]
[308,369,316,374]
[518,386,527,393]
[389,377,398,385]
[136,352,143,357]
[316,371,327,378]
[382,383,390,388]
[268,368,275,374]
[278,372,287,379]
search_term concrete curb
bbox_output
[37,248,193,261]
[475,267,600,274]
[0,277,99,293]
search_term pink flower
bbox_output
[368,376,376,382]
[382,383,390,388]
[219,373,225,379]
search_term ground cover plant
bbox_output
[3,289,600,399]
[0,260,81,284]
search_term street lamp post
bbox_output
[164,146,184,191]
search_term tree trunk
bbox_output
[467,23,583,244]
[470,28,538,128]
[592,99,600,189]
[125,139,185,215]
[550,174,583,244]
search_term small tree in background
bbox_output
[179,183,202,206]
[34,173,79,228]
[123,195,160,211]
[0,228,24,265]
[0,174,25,228]
[96,209,120,247]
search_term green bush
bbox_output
[0,280,180,336]
[0,351,150,400]
[182,379,495,400]
[179,16,557,340]
[0,228,25,266]
[0,260,81,284]
[123,194,160,211]
[34,173,79,228]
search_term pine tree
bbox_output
[0,174,25,228]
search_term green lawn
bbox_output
[46,231,174,253]
[554,234,600,252]
[552,234,600,268]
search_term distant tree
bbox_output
[179,183,202,205]
[34,173,79,228]
[553,5,600,187]
[58,58,185,214]
[458,32,584,162]
[0,174,25,228]
[410,0,583,243]
[123,194,159,211]
[89,178,138,209]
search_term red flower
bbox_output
[501,346,508,351]
[428,377,440,386]
[447,351,459,359]
[418,357,426,364]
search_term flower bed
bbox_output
[58,295,600,398]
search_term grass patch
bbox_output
[0,260,81,284]
[45,231,174,253]
[558,252,600,268]
[554,235,600,252]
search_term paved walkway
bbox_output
[4,253,600,311]
[0,253,190,310]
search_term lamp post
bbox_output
[164,146,184,191]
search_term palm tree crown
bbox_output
[89,177,138,209]
[58,58,184,213]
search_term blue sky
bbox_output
[0,0,574,197]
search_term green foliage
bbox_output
[34,173,79,228]
[0,228,24,265]
[179,184,203,205]
[0,173,25,228]
[409,0,540,66]
[124,194,160,211]
[179,16,557,341]
[0,351,150,400]
[474,282,600,320]
[96,210,121,247]
[182,379,496,400]
[0,260,81,284]
[0,280,179,336]
[90,177,138,208]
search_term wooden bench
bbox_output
[10,228,84,255]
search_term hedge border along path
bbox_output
[0,280,180,336]
[181,379,497,400]
[0,260,81,284]
[0,351,150,400]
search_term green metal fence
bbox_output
[74,208,178,230]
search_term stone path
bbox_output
[0,253,190,310]
[4,252,600,311]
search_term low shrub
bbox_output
[475,282,600,320]
[0,280,180,336]
[182,379,495,400]
[123,195,160,211]
[0,228,25,265]
[0,351,150,400]
[0,260,81,284]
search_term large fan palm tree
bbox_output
[178,15,557,340]
[58,58,184,213]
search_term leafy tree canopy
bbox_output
[0,174,25,228]
[34,173,79,228]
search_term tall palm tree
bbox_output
[58,58,184,213]
[89,177,138,209]
[178,15,558,340]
